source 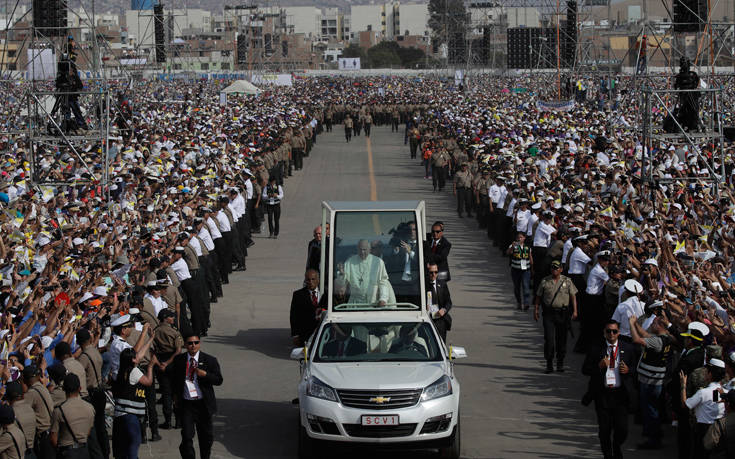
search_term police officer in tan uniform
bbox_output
[0,404,25,459]
[49,374,94,458]
[76,328,107,459]
[3,381,35,457]
[431,148,450,192]
[23,364,54,459]
[153,309,184,430]
[533,260,579,373]
[453,163,473,218]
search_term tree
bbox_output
[428,0,468,63]
[341,43,367,62]
[367,42,401,68]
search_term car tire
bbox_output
[438,419,461,459]
[298,424,319,459]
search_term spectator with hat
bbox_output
[703,389,735,457]
[681,358,727,458]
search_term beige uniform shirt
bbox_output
[78,345,103,390]
[454,170,472,188]
[50,397,94,447]
[11,400,36,449]
[0,425,25,459]
[62,357,88,398]
[536,275,578,309]
[26,382,53,431]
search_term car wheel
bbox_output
[298,424,318,459]
[438,419,461,459]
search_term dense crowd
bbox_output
[0,71,735,458]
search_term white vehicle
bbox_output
[292,201,467,458]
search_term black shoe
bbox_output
[150,433,162,442]
[545,362,554,374]
[210,297,218,303]
[246,240,255,248]
[556,362,565,372]
[222,280,229,285]
[274,235,278,239]
[159,422,172,430]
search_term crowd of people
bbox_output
[0,71,735,458]
[380,74,735,459]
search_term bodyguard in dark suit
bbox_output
[169,335,223,459]
[581,319,635,459]
[425,262,453,342]
[424,222,452,281]
[290,270,321,346]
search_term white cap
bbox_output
[78,292,94,304]
[689,321,710,337]
[644,258,658,267]
[709,358,726,369]
[111,315,131,327]
[93,286,108,297]
[72,237,84,246]
[624,279,644,294]
[40,336,53,350]
[128,308,140,315]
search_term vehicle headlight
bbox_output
[306,376,338,402]
[421,375,453,402]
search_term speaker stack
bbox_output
[563,0,577,67]
[237,34,248,65]
[482,26,491,65]
[674,0,707,32]
[154,3,166,63]
[33,0,67,37]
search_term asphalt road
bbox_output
[143,125,673,458]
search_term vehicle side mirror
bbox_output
[290,347,305,360]
[449,346,467,360]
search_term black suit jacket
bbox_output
[290,287,320,342]
[306,239,320,272]
[582,339,635,406]
[322,337,367,357]
[170,351,223,415]
[426,279,452,329]
[424,236,451,281]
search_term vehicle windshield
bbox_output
[331,211,421,309]
[314,322,442,362]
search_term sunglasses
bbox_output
[428,271,439,274]
[432,230,442,233]
[604,329,619,334]
[186,341,200,345]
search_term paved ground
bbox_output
[142,125,673,458]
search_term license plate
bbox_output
[361,415,399,426]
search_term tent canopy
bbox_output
[222,79,261,95]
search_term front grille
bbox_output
[336,389,422,410]
[343,423,417,438]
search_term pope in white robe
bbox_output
[341,239,396,306]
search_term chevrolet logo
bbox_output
[369,396,391,404]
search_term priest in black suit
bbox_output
[425,262,453,341]
[290,269,322,346]
[322,324,367,357]
[169,334,223,459]
[581,319,635,459]
[424,221,452,281]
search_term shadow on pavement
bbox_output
[206,328,293,360]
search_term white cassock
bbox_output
[342,254,396,305]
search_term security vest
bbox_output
[637,333,673,386]
[510,244,531,270]
[112,372,146,416]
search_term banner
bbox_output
[26,48,56,80]
[536,99,576,111]
[251,73,293,86]
[338,58,361,70]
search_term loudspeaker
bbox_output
[674,0,707,32]
[282,40,288,58]
[482,26,491,64]
[33,0,67,36]
[264,33,272,56]
[507,27,530,69]
[562,0,577,67]
[449,31,466,64]
[237,34,248,65]
[154,4,166,63]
